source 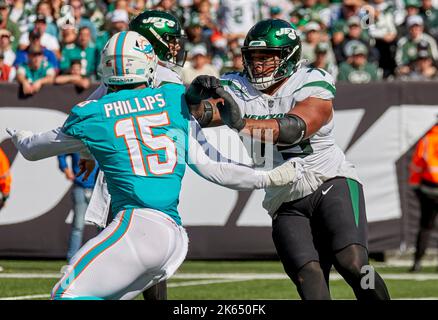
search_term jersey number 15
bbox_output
[115,112,177,176]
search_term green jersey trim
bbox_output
[220,79,250,98]
[293,80,336,96]
[346,178,360,227]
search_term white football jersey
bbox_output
[87,64,182,100]
[219,0,259,35]
[221,67,360,216]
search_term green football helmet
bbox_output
[242,19,302,90]
[129,10,186,67]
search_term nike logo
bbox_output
[322,185,333,195]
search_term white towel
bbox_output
[85,170,111,228]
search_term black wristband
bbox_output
[275,114,307,145]
[197,100,214,127]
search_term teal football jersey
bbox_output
[62,83,190,225]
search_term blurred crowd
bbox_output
[2,0,438,93]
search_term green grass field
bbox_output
[0,259,437,300]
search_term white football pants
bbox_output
[51,208,188,300]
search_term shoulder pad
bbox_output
[292,67,336,99]
[220,72,255,99]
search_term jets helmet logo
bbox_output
[142,17,175,29]
[275,28,298,40]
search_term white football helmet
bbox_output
[101,31,158,86]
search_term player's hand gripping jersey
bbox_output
[221,67,360,214]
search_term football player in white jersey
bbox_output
[189,19,390,300]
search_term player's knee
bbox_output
[334,245,368,279]
[294,261,325,285]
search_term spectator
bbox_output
[195,0,216,34]
[301,21,336,67]
[18,14,60,57]
[309,42,339,80]
[70,0,97,40]
[220,49,243,74]
[60,26,98,78]
[403,48,438,80]
[181,45,219,84]
[83,0,105,32]
[55,59,91,90]
[291,0,331,30]
[329,0,364,30]
[408,118,438,272]
[398,0,422,37]
[420,0,438,41]
[0,147,11,211]
[110,9,129,34]
[0,49,15,82]
[57,153,98,262]
[0,0,21,51]
[16,43,55,95]
[369,0,398,78]
[34,0,58,38]
[0,29,15,66]
[338,41,381,83]
[93,8,129,53]
[269,6,283,20]
[184,18,214,57]
[341,16,378,63]
[59,22,78,48]
[154,0,182,23]
[217,0,259,41]
[14,29,59,71]
[396,15,438,75]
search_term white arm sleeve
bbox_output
[11,127,87,161]
[187,119,270,190]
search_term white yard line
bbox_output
[0,279,250,300]
[3,272,438,281]
[168,279,250,287]
[2,276,438,300]
[0,273,60,278]
[1,294,50,300]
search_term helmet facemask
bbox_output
[164,33,187,67]
[242,46,300,91]
[151,30,187,67]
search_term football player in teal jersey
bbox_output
[8,31,298,300]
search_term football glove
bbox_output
[185,75,222,105]
[215,87,246,132]
[266,161,302,187]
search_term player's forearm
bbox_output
[187,122,297,190]
[8,128,86,161]
[190,160,270,190]
[240,118,280,143]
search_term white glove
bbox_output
[6,128,33,147]
[267,161,302,187]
